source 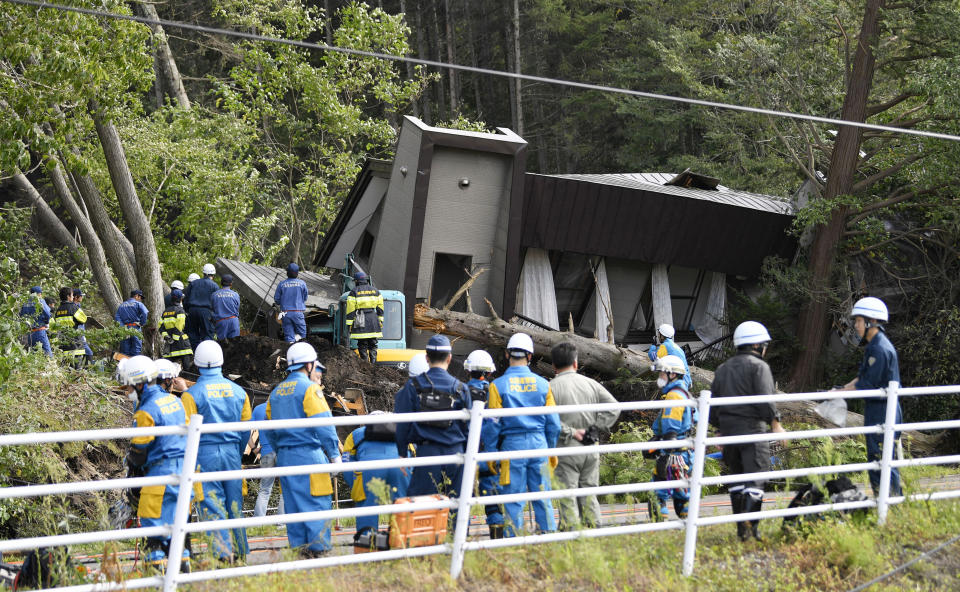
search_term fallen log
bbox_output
[414,304,941,455]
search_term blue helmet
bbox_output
[29,286,43,294]
[354,271,368,282]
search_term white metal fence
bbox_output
[2,381,960,591]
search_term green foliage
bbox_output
[599,421,653,504]
[894,306,960,422]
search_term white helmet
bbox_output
[120,355,158,386]
[194,340,224,368]
[202,263,216,276]
[506,333,535,355]
[464,349,496,372]
[732,321,771,347]
[851,297,888,322]
[187,273,200,283]
[155,358,181,379]
[170,280,184,290]
[657,324,676,339]
[407,352,429,377]
[286,342,318,369]
[654,354,686,376]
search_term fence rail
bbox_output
[2,381,959,590]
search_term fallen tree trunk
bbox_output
[414,304,941,455]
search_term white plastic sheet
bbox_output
[516,248,560,330]
[593,259,613,342]
[651,263,672,331]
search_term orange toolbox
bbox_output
[388,495,450,549]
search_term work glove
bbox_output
[277,311,287,321]
[329,455,343,475]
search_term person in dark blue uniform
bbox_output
[183,264,218,349]
[114,289,150,356]
[837,297,902,497]
[19,286,52,356]
[342,411,410,537]
[463,349,504,538]
[274,263,309,343]
[212,274,241,340]
[394,334,472,497]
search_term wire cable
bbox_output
[4,0,960,143]
[847,531,960,592]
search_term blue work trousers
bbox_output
[281,312,307,343]
[138,458,185,552]
[27,330,52,355]
[119,333,143,356]
[407,442,465,498]
[196,443,248,559]
[345,465,409,533]
[478,471,503,526]
[276,446,333,552]
[187,308,214,349]
[864,402,902,496]
[215,316,240,340]
[500,433,555,536]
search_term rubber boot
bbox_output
[674,498,688,520]
[730,492,748,541]
[369,348,377,364]
[741,492,763,541]
[489,524,504,539]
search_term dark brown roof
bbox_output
[521,173,796,277]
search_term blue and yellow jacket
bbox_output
[342,425,404,501]
[132,384,187,466]
[182,367,252,447]
[212,287,241,322]
[266,371,340,461]
[345,283,384,339]
[115,298,149,329]
[482,365,560,452]
[651,378,696,439]
[394,367,472,452]
[648,337,692,390]
[274,278,308,312]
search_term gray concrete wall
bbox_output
[368,120,421,291]
[416,146,513,309]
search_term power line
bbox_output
[5,0,960,144]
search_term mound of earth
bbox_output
[216,335,406,412]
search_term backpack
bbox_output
[414,374,465,428]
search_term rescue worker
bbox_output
[464,349,505,538]
[183,264,218,349]
[212,274,241,340]
[19,286,52,356]
[250,401,283,517]
[122,356,190,571]
[344,271,383,363]
[73,288,94,362]
[648,323,692,390]
[181,340,252,561]
[549,341,620,530]
[274,263,308,343]
[114,289,150,356]
[161,289,193,370]
[649,355,696,520]
[165,280,185,308]
[394,334,472,497]
[342,410,410,538]
[482,333,561,536]
[836,297,903,497]
[710,321,784,541]
[154,359,187,396]
[183,275,199,339]
[266,342,342,557]
[51,287,88,365]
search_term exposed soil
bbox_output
[214,335,407,412]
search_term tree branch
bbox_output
[866,92,919,116]
[851,151,927,193]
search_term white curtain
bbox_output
[516,248,560,330]
[651,263,672,331]
[694,271,727,345]
[594,259,613,342]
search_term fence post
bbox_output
[449,401,485,579]
[163,414,204,592]
[682,390,712,577]
[877,381,899,525]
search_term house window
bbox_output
[429,252,472,312]
[354,230,375,266]
[550,251,596,332]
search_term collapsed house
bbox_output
[315,116,796,353]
